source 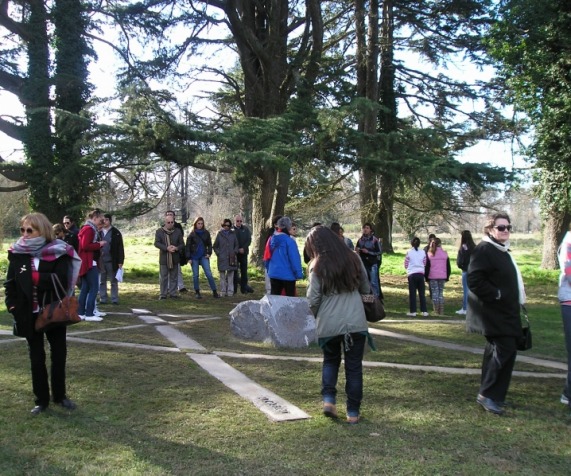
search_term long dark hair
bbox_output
[304,226,362,295]
[459,230,476,251]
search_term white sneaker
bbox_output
[406,312,417,317]
[93,311,107,317]
[84,315,103,322]
[455,309,466,315]
[79,315,86,320]
[422,312,429,317]
[562,394,570,405]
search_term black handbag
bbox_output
[517,305,532,351]
[361,294,386,322]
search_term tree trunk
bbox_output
[541,210,571,269]
[250,166,278,267]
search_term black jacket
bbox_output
[4,252,70,338]
[103,226,125,273]
[466,240,522,338]
[186,229,213,260]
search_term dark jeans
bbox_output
[408,273,427,313]
[321,333,366,417]
[233,252,250,292]
[26,324,67,406]
[562,305,571,398]
[479,335,518,402]
[270,278,296,297]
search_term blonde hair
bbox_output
[21,213,54,242]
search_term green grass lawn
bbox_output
[0,234,569,475]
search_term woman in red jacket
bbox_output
[77,209,105,321]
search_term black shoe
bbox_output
[179,288,188,293]
[246,286,254,293]
[171,295,180,299]
[112,302,119,305]
[57,398,77,410]
[477,394,503,415]
[213,291,220,298]
[31,404,48,415]
[195,291,202,299]
[158,296,166,300]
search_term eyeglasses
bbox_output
[223,224,231,228]
[165,221,174,224]
[235,220,242,222]
[20,227,35,234]
[494,225,512,232]
[63,221,70,225]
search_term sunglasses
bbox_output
[165,221,174,224]
[20,227,35,234]
[63,221,70,225]
[223,224,231,228]
[494,225,512,232]
[235,220,242,222]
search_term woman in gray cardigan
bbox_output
[305,226,371,424]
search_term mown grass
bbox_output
[0,233,569,475]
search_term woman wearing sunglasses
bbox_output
[467,213,525,415]
[4,213,81,415]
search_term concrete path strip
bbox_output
[215,351,564,378]
[189,352,311,422]
[154,325,206,351]
[368,328,567,370]
[67,336,180,353]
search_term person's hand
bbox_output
[238,248,244,254]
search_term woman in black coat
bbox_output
[4,213,81,415]
[467,212,525,415]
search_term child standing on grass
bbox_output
[404,237,429,317]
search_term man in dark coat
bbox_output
[233,214,254,294]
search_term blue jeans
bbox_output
[461,271,468,311]
[321,333,366,417]
[78,266,99,317]
[367,264,380,297]
[408,273,427,313]
[562,305,571,399]
[191,257,217,291]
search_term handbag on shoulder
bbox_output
[517,305,532,351]
[35,274,81,332]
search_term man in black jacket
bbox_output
[233,214,254,294]
[99,214,125,305]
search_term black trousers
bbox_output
[270,278,296,297]
[26,324,68,406]
[233,252,249,292]
[479,335,518,402]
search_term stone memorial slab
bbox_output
[229,295,316,348]
[229,300,270,341]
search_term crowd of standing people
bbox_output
[4,210,570,421]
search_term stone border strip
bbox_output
[368,328,567,371]
[214,351,565,379]
[189,353,311,422]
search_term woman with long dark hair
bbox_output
[456,230,476,315]
[305,226,372,424]
[4,213,81,415]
